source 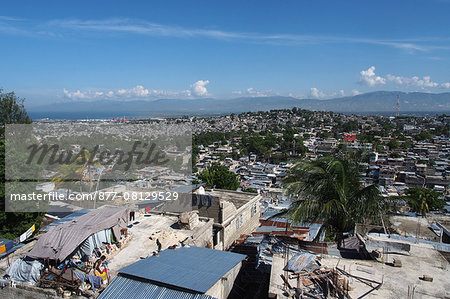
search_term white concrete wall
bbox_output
[222,196,261,250]
[205,261,242,299]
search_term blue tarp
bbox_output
[6,257,44,285]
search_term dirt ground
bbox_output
[321,238,450,299]
[389,215,440,241]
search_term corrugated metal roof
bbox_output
[256,226,280,233]
[98,275,215,299]
[244,235,265,244]
[119,246,246,294]
[40,209,91,232]
[307,223,323,241]
[285,252,317,273]
[260,210,282,220]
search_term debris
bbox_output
[284,252,317,273]
[393,258,402,267]
[355,262,373,267]
[178,211,199,230]
[420,275,433,282]
[301,278,313,287]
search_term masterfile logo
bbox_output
[26,141,170,171]
[5,122,192,213]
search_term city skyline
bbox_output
[1,0,450,107]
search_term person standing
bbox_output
[156,238,162,252]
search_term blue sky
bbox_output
[1,0,450,107]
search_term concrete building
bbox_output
[193,188,261,250]
[415,163,427,176]
[379,167,396,186]
[316,138,337,154]
[369,152,379,163]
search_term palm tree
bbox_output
[405,187,443,217]
[404,187,444,242]
[284,157,381,247]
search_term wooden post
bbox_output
[6,249,10,267]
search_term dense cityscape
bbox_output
[0,97,449,298]
[1,1,450,298]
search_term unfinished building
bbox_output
[193,188,261,250]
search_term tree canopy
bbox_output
[0,90,31,125]
[197,163,240,190]
[405,187,444,216]
[284,157,382,241]
[0,90,42,240]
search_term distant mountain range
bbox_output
[29,91,450,119]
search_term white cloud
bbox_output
[309,87,327,99]
[357,66,449,90]
[2,16,444,53]
[352,89,361,96]
[386,74,438,88]
[190,80,210,97]
[63,88,91,99]
[232,87,273,97]
[0,16,25,21]
[308,88,349,99]
[246,87,271,97]
[63,84,193,100]
[358,66,386,87]
[45,18,445,52]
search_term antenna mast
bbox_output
[396,95,400,117]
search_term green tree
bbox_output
[0,90,43,240]
[415,131,432,141]
[284,157,382,246]
[405,187,444,217]
[0,90,31,125]
[388,138,400,149]
[402,140,412,150]
[197,163,239,190]
[243,188,257,193]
